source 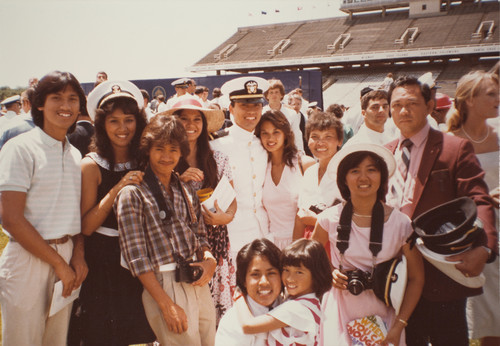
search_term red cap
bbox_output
[435,93,452,110]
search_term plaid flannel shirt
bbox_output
[114,173,208,277]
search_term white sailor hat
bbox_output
[221,76,269,104]
[418,72,440,89]
[87,80,143,121]
[171,78,190,88]
[1,95,21,106]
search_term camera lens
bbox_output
[191,267,203,281]
[347,279,365,295]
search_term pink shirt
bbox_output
[387,123,430,214]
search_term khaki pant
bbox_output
[0,240,74,346]
[142,270,216,346]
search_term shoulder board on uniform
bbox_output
[209,128,229,141]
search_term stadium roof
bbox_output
[191,0,499,74]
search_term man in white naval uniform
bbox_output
[0,95,22,128]
[346,89,394,146]
[164,78,189,110]
[211,77,270,261]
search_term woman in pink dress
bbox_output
[312,144,424,346]
[255,110,314,249]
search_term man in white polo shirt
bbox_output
[0,71,88,346]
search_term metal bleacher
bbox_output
[323,67,442,107]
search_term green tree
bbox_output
[0,86,26,102]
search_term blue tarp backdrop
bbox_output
[81,70,324,110]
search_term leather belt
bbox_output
[47,235,71,245]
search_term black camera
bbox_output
[345,269,372,295]
[175,259,203,283]
[309,203,328,215]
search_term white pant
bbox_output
[0,240,74,346]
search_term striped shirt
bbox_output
[267,293,322,346]
[0,127,81,239]
[115,172,209,277]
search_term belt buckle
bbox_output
[47,235,70,245]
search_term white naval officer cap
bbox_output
[171,78,190,88]
[86,80,143,121]
[1,95,21,106]
[221,76,269,104]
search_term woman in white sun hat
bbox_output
[312,143,424,346]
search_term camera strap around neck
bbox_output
[143,165,198,261]
[336,199,384,270]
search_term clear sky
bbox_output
[0,0,345,88]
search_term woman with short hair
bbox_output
[312,144,424,345]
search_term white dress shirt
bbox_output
[346,124,393,146]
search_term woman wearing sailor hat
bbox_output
[71,80,155,345]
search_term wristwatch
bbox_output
[481,246,495,263]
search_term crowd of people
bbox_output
[0,64,498,346]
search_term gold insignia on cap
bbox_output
[245,81,258,94]
[112,85,122,93]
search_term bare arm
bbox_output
[297,208,318,226]
[311,222,329,246]
[191,248,217,287]
[70,233,88,289]
[1,191,76,297]
[292,213,306,241]
[80,157,144,236]
[383,243,424,346]
[235,295,287,334]
[202,198,237,226]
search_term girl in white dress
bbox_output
[255,110,314,249]
[448,70,500,346]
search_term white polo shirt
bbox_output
[0,127,81,239]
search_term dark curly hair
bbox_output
[31,71,86,134]
[89,97,147,171]
[255,109,297,168]
[139,115,190,170]
[336,151,389,202]
[305,111,344,143]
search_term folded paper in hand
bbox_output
[201,175,236,213]
[49,281,81,317]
